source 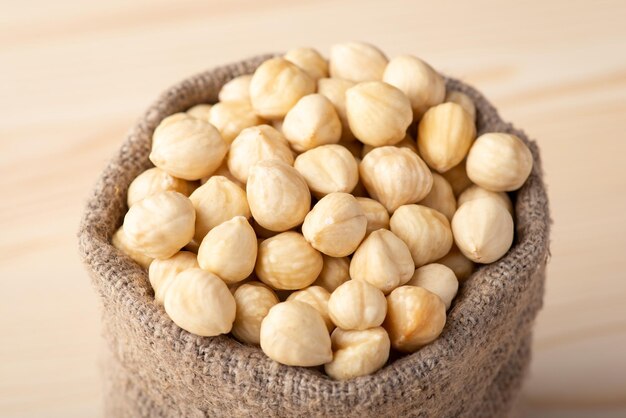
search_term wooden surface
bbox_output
[1,0,625,416]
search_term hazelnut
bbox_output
[359,146,433,213]
[457,184,513,215]
[350,229,415,294]
[246,160,311,231]
[355,197,389,237]
[441,159,472,196]
[218,74,252,103]
[287,286,334,332]
[324,327,390,380]
[329,41,388,82]
[294,144,359,197]
[232,282,279,345]
[328,280,387,330]
[390,204,453,267]
[302,192,367,257]
[260,300,332,366]
[317,77,356,141]
[418,173,457,221]
[186,104,212,121]
[282,94,342,152]
[148,251,199,304]
[284,47,328,81]
[445,90,476,121]
[466,133,533,192]
[208,100,265,143]
[313,255,350,292]
[255,232,323,290]
[111,226,153,269]
[127,167,194,207]
[435,245,475,282]
[407,263,458,309]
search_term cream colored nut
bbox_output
[361,133,417,158]
[302,192,367,257]
[417,102,476,173]
[149,251,199,304]
[418,173,457,221]
[328,280,387,330]
[190,176,250,242]
[329,41,388,82]
[111,226,153,269]
[441,159,472,196]
[204,159,245,188]
[355,197,389,237]
[150,113,228,180]
[250,57,316,119]
[127,167,194,207]
[197,216,257,284]
[123,191,195,259]
[390,204,453,267]
[359,146,433,213]
[287,286,334,332]
[228,125,294,184]
[382,55,446,118]
[313,256,350,292]
[164,268,236,336]
[284,47,328,81]
[384,285,446,353]
[282,94,342,152]
[346,81,412,147]
[350,229,414,294]
[451,197,514,263]
[294,144,358,197]
[317,78,356,141]
[260,300,332,366]
[186,104,212,121]
[466,133,533,192]
[457,184,513,215]
[435,245,475,282]
[256,232,323,290]
[232,282,279,345]
[407,263,458,310]
[246,160,311,232]
[445,90,476,121]
[208,100,265,143]
[218,74,252,103]
[324,327,390,380]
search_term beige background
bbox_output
[1,0,625,417]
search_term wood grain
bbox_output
[1,0,625,416]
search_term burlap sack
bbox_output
[78,54,551,418]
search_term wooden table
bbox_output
[1,0,625,416]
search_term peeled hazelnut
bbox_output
[284,47,328,81]
[164,268,236,337]
[127,167,194,207]
[466,133,533,192]
[359,146,433,213]
[457,184,513,215]
[228,125,294,184]
[232,282,279,345]
[246,160,311,232]
[250,57,316,119]
[435,245,475,282]
[302,192,367,257]
[445,90,476,121]
[407,263,458,309]
[384,286,446,353]
[451,197,514,263]
[390,204,453,267]
[329,41,388,82]
[282,94,342,152]
[313,256,350,292]
[294,144,358,197]
[417,102,476,173]
[186,104,212,121]
[317,78,356,141]
[150,113,228,180]
[218,74,252,103]
[189,176,250,242]
[382,55,446,118]
[346,81,413,147]
[418,173,457,221]
[256,232,323,290]
[355,197,389,236]
[208,101,265,143]
[111,226,153,269]
[287,286,334,332]
[260,300,332,366]
[350,229,415,294]
[324,327,390,380]
[148,251,199,304]
[197,216,257,284]
[441,159,472,196]
[328,280,387,330]
[361,133,417,158]
[123,191,195,259]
